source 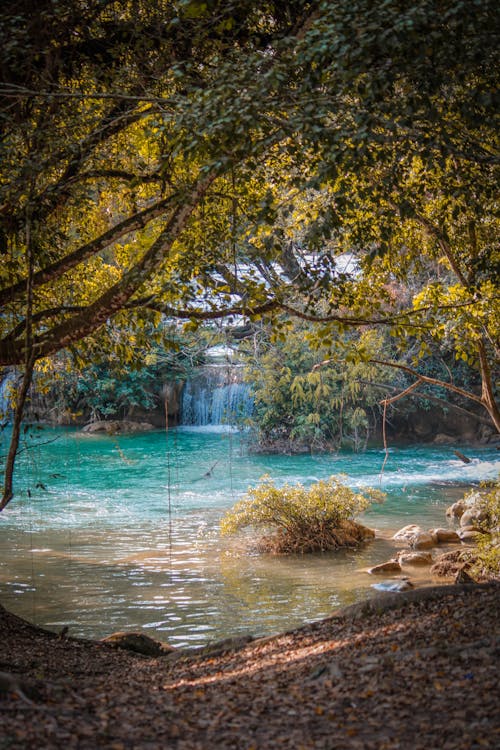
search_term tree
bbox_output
[0,0,313,505]
[241,323,392,451]
[29,324,208,424]
[1,0,498,507]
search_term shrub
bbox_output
[220,474,384,553]
[472,479,500,580]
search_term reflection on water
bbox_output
[1,522,432,647]
[1,427,498,647]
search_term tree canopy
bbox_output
[0,0,498,506]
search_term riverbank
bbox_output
[1,583,498,749]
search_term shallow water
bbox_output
[0,426,498,647]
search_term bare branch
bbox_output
[380,380,422,405]
[369,358,486,407]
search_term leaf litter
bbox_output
[0,584,498,749]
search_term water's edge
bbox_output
[1,427,498,647]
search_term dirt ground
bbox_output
[1,583,499,749]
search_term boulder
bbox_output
[397,550,433,566]
[392,524,422,543]
[429,528,461,544]
[101,631,175,656]
[413,533,435,549]
[371,579,414,593]
[458,529,483,544]
[368,560,402,575]
[392,525,434,549]
[460,507,487,528]
[82,420,155,434]
[430,549,475,578]
[446,500,467,519]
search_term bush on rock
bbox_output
[221,475,384,554]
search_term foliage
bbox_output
[220,474,384,553]
[471,480,500,580]
[242,323,396,451]
[36,359,162,423]
[1,0,499,507]
[28,324,210,422]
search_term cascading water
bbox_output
[180,366,254,426]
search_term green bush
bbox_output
[220,474,384,553]
[240,325,394,452]
[472,479,500,580]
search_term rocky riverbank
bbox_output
[364,486,497,593]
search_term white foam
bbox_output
[176,424,241,434]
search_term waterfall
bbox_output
[180,367,254,427]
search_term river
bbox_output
[0,426,498,647]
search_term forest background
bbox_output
[0,0,498,509]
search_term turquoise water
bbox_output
[1,426,498,646]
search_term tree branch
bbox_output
[380,380,422,406]
[0,195,176,306]
[0,173,217,365]
[369,358,486,406]
[359,379,494,427]
[2,103,153,231]
[314,356,499,432]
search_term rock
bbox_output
[393,525,435,549]
[371,579,414,593]
[412,533,435,549]
[460,508,487,528]
[464,490,483,506]
[392,524,422,543]
[368,560,402,574]
[446,500,467,519]
[434,433,455,444]
[461,524,482,533]
[431,549,475,578]
[459,529,483,544]
[397,550,433,566]
[429,528,461,544]
[357,525,376,540]
[101,632,175,656]
[82,420,155,434]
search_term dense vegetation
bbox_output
[1,0,498,507]
[240,325,388,451]
[26,326,208,423]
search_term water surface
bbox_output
[1,426,498,647]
